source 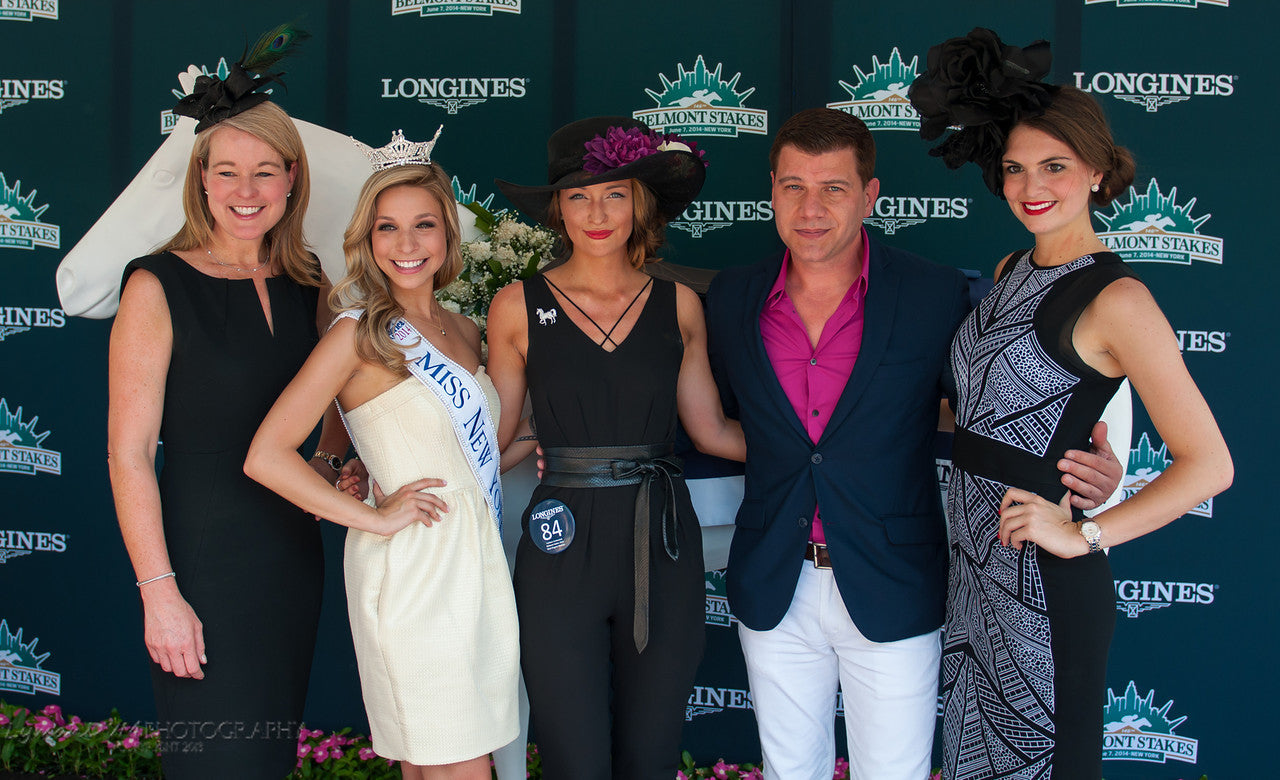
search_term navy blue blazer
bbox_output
[705,237,970,642]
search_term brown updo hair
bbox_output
[1013,86,1135,206]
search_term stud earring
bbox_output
[1090,183,1100,193]
[286,191,292,198]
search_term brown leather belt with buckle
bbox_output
[804,542,832,570]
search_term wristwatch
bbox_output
[1079,520,1103,554]
[312,450,343,472]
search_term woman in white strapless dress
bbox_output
[246,153,520,780]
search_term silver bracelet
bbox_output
[136,571,176,588]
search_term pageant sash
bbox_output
[334,310,503,532]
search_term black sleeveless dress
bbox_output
[513,273,705,780]
[122,253,324,779]
[942,251,1136,780]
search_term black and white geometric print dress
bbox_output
[942,250,1137,780]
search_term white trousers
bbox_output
[738,563,941,780]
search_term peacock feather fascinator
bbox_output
[173,22,311,132]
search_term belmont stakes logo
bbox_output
[1103,681,1198,765]
[1114,579,1217,619]
[670,200,772,239]
[391,0,519,17]
[380,75,527,114]
[827,48,921,131]
[0,529,68,564]
[1094,179,1221,265]
[1073,70,1234,113]
[0,173,59,251]
[0,398,61,476]
[0,77,65,117]
[0,305,65,342]
[865,194,969,235]
[1125,432,1212,518]
[0,619,60,696]
[452,176,496,211]
[685,685,753,722]
[0,0,58,22]
[1085,0,1225,7]
[633,55,767,138]
[704,570,736,627]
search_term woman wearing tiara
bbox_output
[246,130,518,779]
[487,117,745,779]
[910,30,1233,778]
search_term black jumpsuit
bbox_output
[513,273,705,780]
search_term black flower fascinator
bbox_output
[908,28,1054,196]
[173,23,311,132]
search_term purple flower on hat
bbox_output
[582,126,663,174]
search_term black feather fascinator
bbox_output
[907,28,1054,197]
[173,22,311,132]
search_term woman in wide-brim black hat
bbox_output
[487,116,746,779]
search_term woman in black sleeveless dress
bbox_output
[911,34,1233,779]
[488,117,746,779]
[107,96,358,778]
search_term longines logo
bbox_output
[380,76,527,114]
[0,398,60,476]
[685,685,753,721]
[1085,0,1225,6]
[0,529,67,564]
[1103,682,1198,765]
[1174,329,1228,354]
[392,0,520,16]
[670,200,772,239]
[1073,71,1235,112]
[0,0,57,22]
[1094,179,1221,265]
[865,195,969,235]
[0,173,59,251]
[0,78,65,116]
[827,48,921,131]
[0,619,60,696]
[1124,432,1211,518]
[1114,579,1216,618]
[0,305,65,342]
[633,56,767,138]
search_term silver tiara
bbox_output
[354,126,443,170]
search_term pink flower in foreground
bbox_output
[32,716,54,733]
[297,743,311,758]
[712,759,733,779]
[929,772,942,780]
[833,756,850,779]
[122,734,140,749]
[359,747,377,760]
[42,704,64,725]
[0,713,9,726]
[312,747,330,763]
[677,772,690,780]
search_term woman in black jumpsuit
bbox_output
[488,116,746,779]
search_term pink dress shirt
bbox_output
[759,232,871,544]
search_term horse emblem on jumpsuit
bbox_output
[536,307,558,325]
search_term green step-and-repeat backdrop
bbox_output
[2,2,1272,777]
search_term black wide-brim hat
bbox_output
[495,116,706,226]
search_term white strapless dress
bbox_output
[342,370,518,765]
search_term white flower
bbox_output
[438,299,462,314]
[657,140,691,153]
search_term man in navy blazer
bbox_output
[704,108,1119,780]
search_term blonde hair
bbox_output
[161,101,319,286]
[330,164,462,375]
[545,179,665,269]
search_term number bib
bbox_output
[528,499,576,554]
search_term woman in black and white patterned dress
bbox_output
[939,86,1233,779]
